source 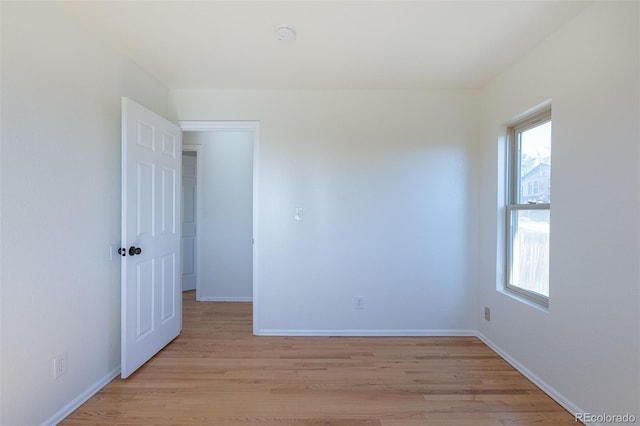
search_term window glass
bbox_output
[518,121,551,204]
[508,209,550,297]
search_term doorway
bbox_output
[180,121,259,332]
[181,150,197,292]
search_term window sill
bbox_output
[499,287,549,313]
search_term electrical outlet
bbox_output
[54,353,68,379]
[354,297,365,310]
[484,306,491,322]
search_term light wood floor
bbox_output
[62,291,576,425]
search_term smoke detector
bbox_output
[276,25,296,42]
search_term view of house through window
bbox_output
[506,109,551,307]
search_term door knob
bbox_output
[128,246,142,256]
[117,248,126,257]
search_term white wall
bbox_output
[477,1,639,419]
[0,3,169,425]
[183,131,254,301]
[170,89,480,334]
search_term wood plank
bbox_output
[61,291,576,425]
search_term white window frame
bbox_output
[505,107,551,308]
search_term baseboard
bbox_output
[475,332,593,426]
[43,366,120,426]
[197,296,253,302]
[256,329,477,337]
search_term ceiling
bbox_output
[55,1,590,90]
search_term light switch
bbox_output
[295,207,303,221]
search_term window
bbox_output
[505,107,551,307]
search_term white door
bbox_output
[121,98,182,378]
[181,152,197,291]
